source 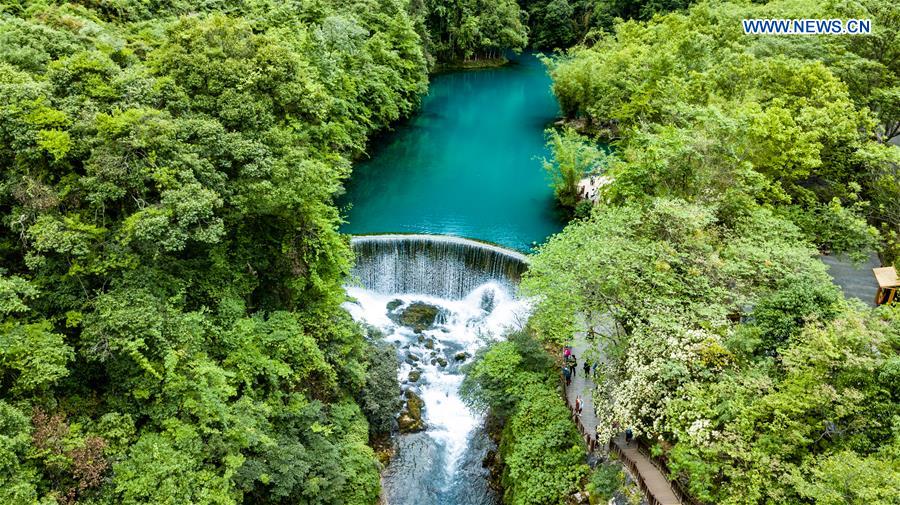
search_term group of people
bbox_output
[563,345,594,417]
[561,345,593,387]
[561,344,637,444]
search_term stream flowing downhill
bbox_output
[344,235,531,505]
[340,52,562,505]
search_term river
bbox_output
[340,52,564,252]
[341,53,562,505]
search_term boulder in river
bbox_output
[454,351,469,361]
[408,370,422,382]
[398,390,425,433]
[436,357,448,367]
[391,302,440,333]
[387,299,404,311]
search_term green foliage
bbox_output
[357,340,401,435]
[0,320,72,395]
[0,275,72,396]
[527,2,900,502]
[461,331,589,504]
[501,383,590,505]
[114,429,239,505]
[422,0,528,63]
[0,0,428,502]
[0,401,43,504]
[591,0,695,28]
[667,307,900,504]
[748,274,842,354]
[784,198,879,261]
[543,127,604,210]
[586,461,623,502]
[855,141,900,264]
[521,0,696,50]
[547,0,900,256]
[525,0,576,49]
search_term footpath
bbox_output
[563,329,684,505]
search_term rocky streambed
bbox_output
[344,282,530,505]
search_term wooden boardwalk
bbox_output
[610,435,682,505]
[564,331,685,505]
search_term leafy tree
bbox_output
[666,306,900,504]
[527,3,900,503]
[357,340,401,435]
[0,401,43,504]
[527,0,576,49]
[461,331,589,504]
[0,275,72,396]
[546,0,897,259]
[0,1,428,502]
[542,128,604,210]
[423,0,528,63]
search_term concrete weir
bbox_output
[350,234,528,299]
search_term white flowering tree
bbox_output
[519,197,895,504]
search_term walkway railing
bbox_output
[559,376,702,505]
[559,325,704,505]
[608,441,668,505]
[630,440,704,505]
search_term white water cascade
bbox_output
[349,234,528,299]
[343,235,531,504]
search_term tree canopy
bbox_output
[421,0,528,63]
[548,0,897,260]
[0,0,427,503]
[461,331,590,505]
[525,1,900,503]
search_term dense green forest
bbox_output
[529,0,900,503]
[2,0,899,504]
[0,0,427,503]
[521,0,695,49]
[420,0,528,63]
[547,0,898,261]
[0,0,666,502]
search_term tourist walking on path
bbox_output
[563,366,571,386]
[625,428,634,446]
[582,360,590,378]
[575,396,583,415]
[568,354,577,378]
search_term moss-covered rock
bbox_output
[391,302,440,333]
[398,390,425,433]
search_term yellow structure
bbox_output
[873,266,899,305]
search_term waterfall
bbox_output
[343,234,532,505]
[350,234,528,299]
